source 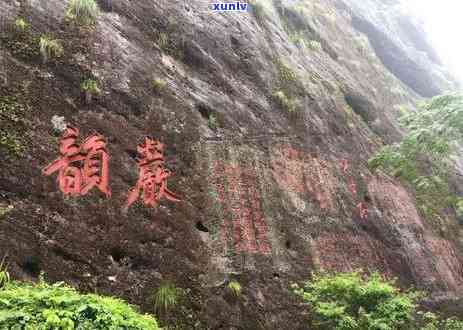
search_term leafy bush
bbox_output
[272,90,296,113]
[369,93,463,218]
[0,278,159,329]
[292,272,419,329]
[227,280,242,297]
[152,282,181,313]
[66,0,100,26]
[420,311,463,330]
[39,36,63,63]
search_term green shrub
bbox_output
[369,93,463,218]
[152,78,166,93]
[66,0,100,26]
[0,278,159,329]
[292,272,419,329]
[152,282,181,313]
[227,280,242,297]
[39,36,63,63]
[272,90,296,113]
[14,18,29,32]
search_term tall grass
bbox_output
[39,36,63,63]
[153,282,180,313]
[66,0,100,26]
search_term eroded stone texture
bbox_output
[1,0,462,327]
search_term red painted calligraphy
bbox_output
[43,126,111,197]
[126,137,180,209]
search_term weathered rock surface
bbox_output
[0,0,462,328]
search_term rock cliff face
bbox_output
[0,0,462,328]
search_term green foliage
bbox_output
[152,78,166,93]
[0,95,28,156]
[0,131,25,155]
[369,93,463,218]
[308,40,322,51]
[275,58,298,85]
[227,281,242,297]
[14,18,29,32]
[292,272,419,330]
[272,90,296,113]
[81,79,100,95]
[0,258,10,289]
[152,282,181,313]
[418,311,463,330]
[250,0,267,25]
[355,35,370,56]
[66,0,100,26]
[155,19,184,59]
[0,278,159,329]
[39,36,63,62]
[208,113,217,130]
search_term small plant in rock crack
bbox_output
[14,18,29,32]
[81,78,101,104]
[39,36,63,63]
[152,281,181,314]
[208,113,218,130]
[152,78,166,93]
[227,280,242,297]
[66,0,100,26]
[307,40,322,52]
[272,90,296,113]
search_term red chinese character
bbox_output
[340,159,349,174]
[126,137,180,209]
[357,202,368,220]
[348,179,357,196]
[43,126,111,197]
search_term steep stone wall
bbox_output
[0,0,462,328]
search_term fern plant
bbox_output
[39,36,63,63]
[66,0,100,26]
